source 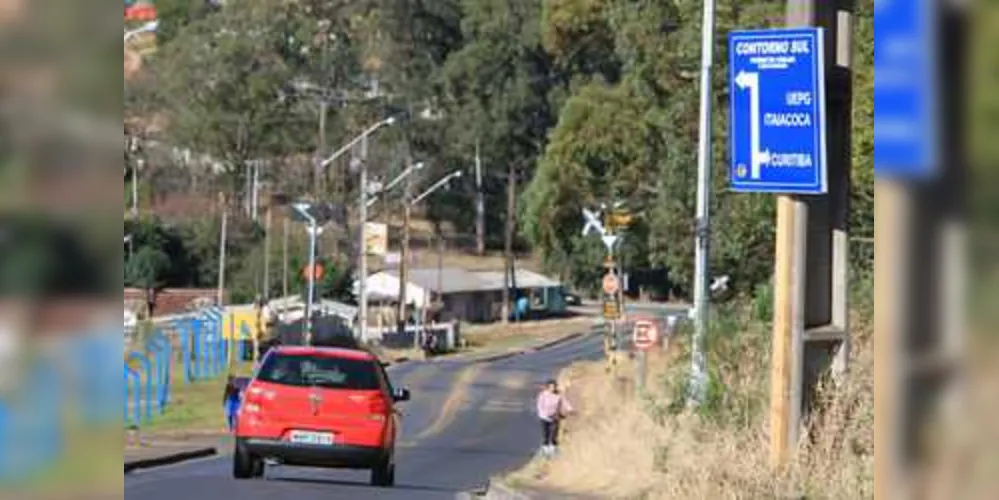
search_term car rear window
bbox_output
[256,353,382,391]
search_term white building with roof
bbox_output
[360,268,566,323]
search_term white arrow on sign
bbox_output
[582,208,605,237]
[735,71,763,180]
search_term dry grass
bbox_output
[509,302,875,500]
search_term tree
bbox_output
[523,0,787,295]
[852,0,874,241]
[522,82,660,289]
[143,0,314,195]
[154,0,222,47]
[126,246,171,317]
[437,0,563,251]
[541,0,620,82]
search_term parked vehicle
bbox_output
[233,346,410,487]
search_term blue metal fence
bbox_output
[123,309,252,429]
[0,328,122,481]
[0,308,254,481]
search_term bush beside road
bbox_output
[505,289,875,499]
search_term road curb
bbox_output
[472,332,586,365]
[384,356,412,367]
[458,481,532,500]
[485,482,533,500]
[459,481,597,500]
[124,447,217,474]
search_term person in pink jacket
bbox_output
[536,379,574,458]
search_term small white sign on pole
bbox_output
[601,234,619,252]
[365,222,389,256]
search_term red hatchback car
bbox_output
[233,346,410,486]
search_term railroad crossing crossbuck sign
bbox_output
[633,319,659,351]
[729,28,827,194]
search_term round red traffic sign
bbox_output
[602,273,620,295]
[633,319,659,351]
[301,263,325,281]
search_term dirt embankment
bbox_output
[508,307,877,499]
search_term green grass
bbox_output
[138,361,254,434]
[15,426,122,495]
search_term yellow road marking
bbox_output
[411,364,483,442]
[395,362,441,390]
[478,400,526,413]
[498,372,530,390]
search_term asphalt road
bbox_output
[125,333,604,500]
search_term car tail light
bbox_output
[242,384,276,415]
[367,396,389,421]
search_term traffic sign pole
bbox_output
[632,319,660,397]
[636,350,646,397]
[305,219,317,346]
[689,0,715,409]
[582,204,633,375]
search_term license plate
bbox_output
[288,431,334,446]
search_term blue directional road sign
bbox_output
[729,28,827,194]
[874,0,938,179]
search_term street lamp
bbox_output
[411,170,464,205]
[320,116,399,170]
[347,116,400,345]
[124,21,158,43]
[290,203,322,345]
[402,169,464,349]
[124,234,134,261]
[365,162,426,208]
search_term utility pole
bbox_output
[282,217,290,298]
[689,0,716,407]
[316,100,328,199]
[251,162,260,222]
[770,0,855,467]
[437,230,445,313]
[263,195,272,301]
[217,193,228,306]
[475,142,486,256]
[397,0,416,336]
[398,172,412,332]
[245,163,253,217]
[502,161,516,323]
[875,2,966,498]
[359,135,370,343]
[131,159,141,217]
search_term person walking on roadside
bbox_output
[421,327,437,360]
[222,375,241,433]
[536,379,574,458]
